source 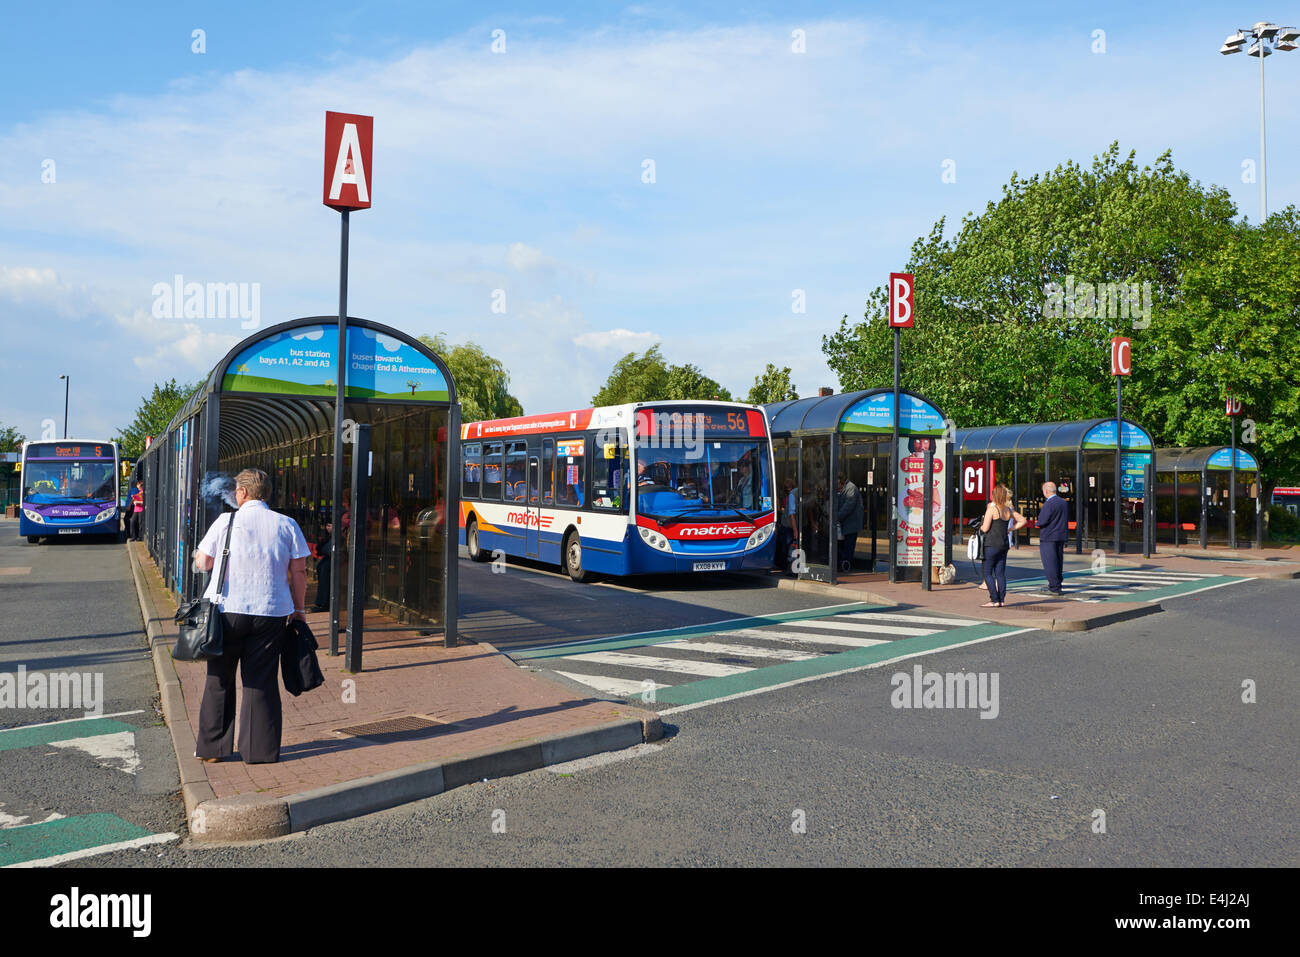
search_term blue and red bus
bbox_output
[459,401,777,581]
[19,440,122,543]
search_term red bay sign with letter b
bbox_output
[889,272,914,328]
[323,112,373,211]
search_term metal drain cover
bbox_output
[333,715,458,740]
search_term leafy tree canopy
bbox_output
[591,345,732,405]
[115,379,202,460]
[823,143,1300,485]
[419,334,523,422]
[0,423,25,454]
[746,364,798,405]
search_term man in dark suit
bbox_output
[1036,481,1069,595]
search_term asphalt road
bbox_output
[85,554,1298,866]
[0,520,184,865]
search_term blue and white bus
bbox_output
[458,401,777,581]
[19,440,122,543]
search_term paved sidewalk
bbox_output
[127,543,659,843]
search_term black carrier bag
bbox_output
[172,513,235,661]
[281,619,325,696]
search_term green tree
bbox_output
[746,364,798,404]
[418,334,523,422]
[0,423,25,453]
[115,379,202,459]
[823,144,1300,483]
[592,345,732,404]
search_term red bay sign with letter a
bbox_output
[323,112,373,211]
[889,272,914,328]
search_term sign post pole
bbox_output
[322,111,373,657]
[1227,395,1240,549]
[888,273,914,584]
[1111,337,1130,556]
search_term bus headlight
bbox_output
[637,526,673,552]
[22,509,45,524]
[745,524,774,550]
[93,508,115,522]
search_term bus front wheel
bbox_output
[467,519,490,563]
[26,536,40,545]
[563,531,589,583]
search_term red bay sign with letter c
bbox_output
[1110,337,1131,376]
[323,111,373,211]
[889,272,914,328]
[962,460,990,501]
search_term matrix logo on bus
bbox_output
[676,523,754,538]
[506,511,553,529]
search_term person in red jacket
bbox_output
[129,482,144,541]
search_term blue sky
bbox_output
[1,1,1296,440]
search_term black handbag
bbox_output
[281,619,325,696]
[172,513,235,661]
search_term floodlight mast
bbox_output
[1220,22,1295,221]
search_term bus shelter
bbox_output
[954,418,1155,554]
[1154,447,1261,548]
[137,316,459,646]
[766,389,952,584]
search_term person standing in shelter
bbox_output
[192,468,310,764]
[979,484,1028,607]
[1036,480,1070,596]
[130,482,144,541]
[835,472,863,574]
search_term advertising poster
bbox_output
[896,437,946,567]
[1119,452,1151,498]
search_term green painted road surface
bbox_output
[1006,567,1243,603]
[0,717,141,753]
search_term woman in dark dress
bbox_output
[980,484,1028,607]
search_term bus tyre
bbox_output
[467,519,490,563]
[563,531,589,583]
[27,536,40,545]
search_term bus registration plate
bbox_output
[692,561,725,571]
[57,529,81,535]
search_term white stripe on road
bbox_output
[0,710,144,732]
[658,629,1037,716]
[833,612,984,627]
[726,628,892,648]
[779,619,938,637]
[657,639,822,661]
[4,831,178,869]
[1090,572,1205,582]
[1144,579,1246,602]
[562,651,753,677]
[552,672,672,696]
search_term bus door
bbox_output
[526,455,540,558]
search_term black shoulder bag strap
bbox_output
[214,511,236,603]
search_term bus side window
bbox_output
[462,443,481,499]
[483,441,504,500]
[542,439,554,505]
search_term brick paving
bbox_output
[131,544,653,802]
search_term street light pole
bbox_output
[1220,22,1298,222]
[59,375,69,438]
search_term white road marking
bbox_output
[552,672,672,696]
[1145,579,1246,602]
[834,612,983,627]
[0,710,144,732]
[49,731,140,775]
[657,640,822,661]
[658,629,1037,716]
[562,651,752,677]
[726,628,892,648]
[779,619,937,637]
[4,831,179,868]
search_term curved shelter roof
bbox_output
[955,418,1153,454]
[1156,447,1259,471]
[766,388,947,438]
[144,316,456,462]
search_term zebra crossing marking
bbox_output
[533,608,1030,709]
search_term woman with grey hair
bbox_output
[192,468,310,764]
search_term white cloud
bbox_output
[572,328,660,351]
